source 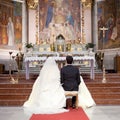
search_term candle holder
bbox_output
[9,51,13,76]
[102,65,107,83]
[9,52,19,84]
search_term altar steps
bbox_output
[80,67,102,74]
[20,66,102,74]
[0,73,120,106]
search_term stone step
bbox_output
[86,83,120,87]
[87,87,120,92]
[0,94,29,100]
[0,73,120,106]
[21,65,103,74]
[95,99,120,105]
[0,100,25,106]
[0,88,32,93]
[0,73,120,81]
[1,92,119,100]
[0,83,33,88]
[92,93,120,99]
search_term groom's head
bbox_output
[66,55,73,64]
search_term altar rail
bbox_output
[25,56,95,80]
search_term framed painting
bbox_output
[97,0,120,50]
[0,1,22,50]
[38,0,81,45]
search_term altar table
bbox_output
[25,56,95,80]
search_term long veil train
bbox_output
[23,57,68,114]
[78,76,96,109]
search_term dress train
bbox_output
[78,76,96,109]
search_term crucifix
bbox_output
[99,27,108,83]
[99,26,108,49]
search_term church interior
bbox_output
[0,0,120,120]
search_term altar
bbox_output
[23,0,94,80]
[25,56,95,80]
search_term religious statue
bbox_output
[15,17,22,43]
[7,17,15,46]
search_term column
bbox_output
[92,0,98,51]
[81,0,92,44]
[22,1,27,52]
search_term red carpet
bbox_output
[30,108,89,120]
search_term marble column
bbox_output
[92,0,98,51]
[82,1,92,44]
[22,1,27,52]
[84,7,92,43]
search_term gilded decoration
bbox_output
[81,0,92,8]
[27,0,38,9]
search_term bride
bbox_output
[23,57,68,114]
[23,57,95,114]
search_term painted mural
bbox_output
[97,0,120,50]
[39,0,81,45]
[0,1,22,50]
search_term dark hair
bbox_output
[66,55,73,64]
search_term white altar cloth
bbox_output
[25,56,95,80]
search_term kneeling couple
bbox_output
[23,56,95,114]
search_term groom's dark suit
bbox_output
[60,64,81,108]
[60,65,80,91]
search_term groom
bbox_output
[60,55,81,108]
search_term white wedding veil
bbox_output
[78,76,96,109]
[23,57,68,114]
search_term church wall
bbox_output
[103,48,120,70]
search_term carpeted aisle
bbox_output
[30,108,89,120]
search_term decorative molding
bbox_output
[81,0,92,8]
[27,0,38,9]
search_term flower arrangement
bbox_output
[85,43,95,49]
[25,43,33,48]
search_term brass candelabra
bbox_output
[9,51,19,84]
[102,65,107,83]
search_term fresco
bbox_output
[0,1,22,50]
[39,0,81,45]
[97,0,120,50]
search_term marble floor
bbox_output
[0,105,120,120]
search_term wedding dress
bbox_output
[23,57,68,114]
[23,57,95,114]
[78,76,96,109]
